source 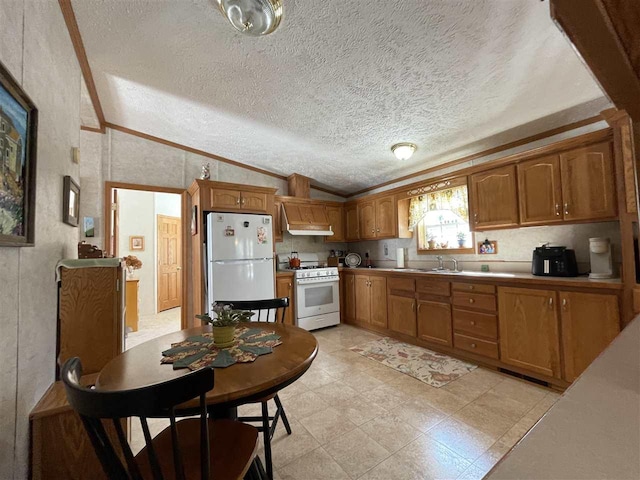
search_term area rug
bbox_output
[350,337,477,388]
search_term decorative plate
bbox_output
[345,253,361,268]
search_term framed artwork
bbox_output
[478,239,498,254]
[0,60,38,246]
[63,176,80,226]
[83,216,95,237]
[129,235,145,251]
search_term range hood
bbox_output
[281,202,334,236]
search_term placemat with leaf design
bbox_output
[161,326,282,370]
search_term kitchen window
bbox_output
[409,179,474,254]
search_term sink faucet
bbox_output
[436,255,445,271]
[449,257,459,272]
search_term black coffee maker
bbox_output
[532,245,578,277]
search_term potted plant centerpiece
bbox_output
[196,303,254,347]
[457,232,466,248]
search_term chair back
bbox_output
[216,297,289,323]
[62,357,214,480]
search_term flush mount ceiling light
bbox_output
[216,0,283,36]
[391,143,417,161]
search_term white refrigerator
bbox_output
[206,212,275,315]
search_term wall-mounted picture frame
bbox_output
[83,216,95,237]
[478,239,498,254]
[63,176,80,227]
[129,235,145,251]
[0,60,38,246]
[62,175,80,227]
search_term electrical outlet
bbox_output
[383,244,388,256]
[481,264,490,272]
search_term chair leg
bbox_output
[274,394,292,435]
[261,401,273,480]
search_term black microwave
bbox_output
[532,246,578,277]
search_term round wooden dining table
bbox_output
[96,322,318,412]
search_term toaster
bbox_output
[532,245,578,277]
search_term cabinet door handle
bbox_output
[241,197,245,205]
[474,213,478,224]
[376,228,380,232]
[470,320,476,326]
[564,203,569,215]
[236,198,241,204]
[549,297,554,308]
[469,298,475,304]
[555,204,561,216]
[468,285,474,290]
[411,302,415,311]
[288,283,291,288]
[470,343,477,349]
[562,298,567,310]
[417,303,421,313]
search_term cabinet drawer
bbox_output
[453,292,497,311]
[453,309,498,340]
[452,282,496,294]
[416,278,451,297]
[454,333,499,359]
[387,277,416,296]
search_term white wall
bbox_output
[0,2,82,478]
[354,221,622,274]
[116,190,182,316]
[117,189,156,315]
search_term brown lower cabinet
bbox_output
[342,271,622,386]
[559,291,620,382]
[417,300,452,346]
[388,295,417,336]
[498,287,561,378]
[354,275,387,328]
[275,274,295,325]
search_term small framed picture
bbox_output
[478,239,498,254]
[129,235,145,251]
[83,216,95,237]
[63,176,80,227]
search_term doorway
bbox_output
[104,182,187,350]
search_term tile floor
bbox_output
[131,323,559,479]
[125,307,181,350]
[245,324,559,480]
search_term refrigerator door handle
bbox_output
[212,258,274,264]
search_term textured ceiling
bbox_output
[73,0,607,194]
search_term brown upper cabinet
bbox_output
[345,203,359,241]
[190,180,276,215]
[518,142,617,225]
[469,165,519,230]
[559,142,617,221]
[282,202,329,228]
[324,205,345,243]
[518,155,563,225]
[358,194,397,240]
[273,199,283,242]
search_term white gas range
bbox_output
[279,253,340,331]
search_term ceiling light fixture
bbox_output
[391,143,417,161]
[216,0,283,36]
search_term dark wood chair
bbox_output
[61,357,259,480]
[216,298,291,480]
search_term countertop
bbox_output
[338,267,623,290]
[487,315,640,479]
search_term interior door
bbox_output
[158,215,182,312]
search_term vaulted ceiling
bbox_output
[73,0,608,194]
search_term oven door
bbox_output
[295,276,340,319]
